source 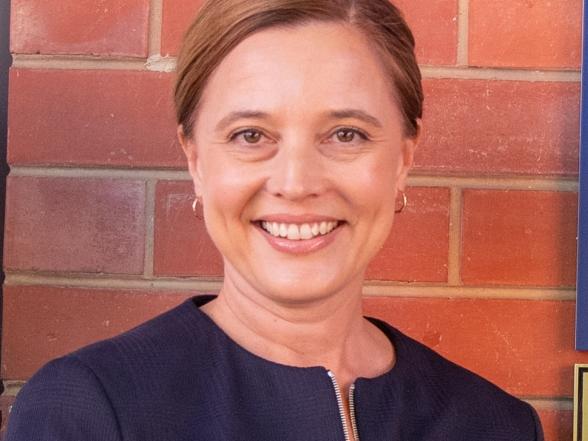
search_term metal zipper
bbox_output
[327,370,360,441]
[349,383,360,441]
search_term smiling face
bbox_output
[180,22,418,305]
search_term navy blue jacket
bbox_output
[6,296,543,440]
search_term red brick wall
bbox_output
[2,0,583,439]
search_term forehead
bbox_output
[197,22,399,122]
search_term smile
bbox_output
[260,221,340,240]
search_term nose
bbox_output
[265,141,326,200]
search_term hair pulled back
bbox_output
[174,0,423,138]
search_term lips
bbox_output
[260,220,340,240]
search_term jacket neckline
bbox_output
[185,294,411,384]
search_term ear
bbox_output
[177,125,203,197]
[395,120,421,192]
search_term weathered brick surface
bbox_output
[8,69,183,168]
[154,180,224,277]
[461,190,578,287]
[536,408,573,441]
[366,187,450,282]
[469,0,582,69]
[4,177,147,274]
[10,0,150,56]
[417,79,580,176]
[394,0,457,65]
[0,395,16,438]
[160,0,205,56]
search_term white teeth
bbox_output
[279,223,288,237]
[287,224,300,240]
[299,224,313,240]
[311,223,320,236]
[260,220,339,240]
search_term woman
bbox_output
[6,1,543,440]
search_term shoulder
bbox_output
[5,355,122,440]
[7,297,218,439]
[370,318,544,440]
[73,296,207,364]
[65,297,216,399]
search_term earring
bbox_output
[395,191,408,214]
[192,197,200,213]
[191,196,204,220]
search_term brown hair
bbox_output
[174,0,423,139]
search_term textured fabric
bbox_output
[6,296,543,441]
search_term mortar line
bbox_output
[524,397,574,411]
[408,175,579,191]
[148,0,164,58]
[420,66,580,82]
[3,381,25,396]
[5,273,575,301]
[5,273,224,292]
[143,180,156,278]
[11,54,580,81]
[362,285,575,301]
[456,0,469,66]
[9,166,190,180]
[447,188,463,285]
[12,54,148,71]
[8,166,579,191]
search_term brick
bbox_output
[153,180,223,276]
[10,0,149,57]
[4,177,146,274]
[394,0,457,65]
[461,190,578,287]
[469,0,582,69]
[416,79,580,176]
[8,69,184,168]
[1,285,194,379]
[366,187,450,282]
[362,296,588,397]
[161,0,205,56]
[536,408,572,441]
[0,395,16,437]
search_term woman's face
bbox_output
[181,22,418,304]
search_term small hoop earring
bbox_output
[191,197,204,220]
[395,191,408,214]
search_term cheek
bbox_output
[351,156,401,209]
[199,156,262,220]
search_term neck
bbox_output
[200,266,394,389]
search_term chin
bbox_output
[251,270,358,306]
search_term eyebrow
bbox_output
[215,111,271,132]
[214,108,383,132]
[326,109,383,128]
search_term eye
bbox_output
[230,128,264,144]
[337,129,354,143]
[332,127,369,143]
